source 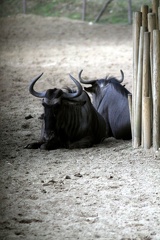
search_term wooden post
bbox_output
[128,0,132,25]
[22,0,26,14]
[143,97,152,149]
[148,13,156,82]
[132,12,142,147]
[141,5,149,29]
[142,32,151,148]
[142,32,151,98]
[133,12,142,88]
[152,30,160,150]
[152,0,159,28]
[134,26,145,147]
[82,0,87,21]
[148,13,157,32]
[158,7,160,30]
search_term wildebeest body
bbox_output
[26,73,106,150]
[79,70,132,140]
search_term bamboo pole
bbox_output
[82,0,87,21]
[158,7,160,30]
[142,32,151,148]
[142,32,151,98]
[134,26,145,147]
[128,0,132,25]
[132,12,142,147]
[133,12,142,92]
[148,13,157,32]
[152,0,159,28]
[148,13,157,82]
[141,5,149,29]
[143,97,152,149]
[22,0,26,14]
[152,30,160,150]
[140,8,149,147]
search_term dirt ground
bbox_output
[0,14,160,240]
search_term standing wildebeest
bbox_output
[26,72,106,150]
[79,70,132,140]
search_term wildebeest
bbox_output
[26,72,106,150]
[79,70,132,140]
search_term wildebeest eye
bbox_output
[42,101,51,108]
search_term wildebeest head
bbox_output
[29,73,85,109]
[79,69,126,109]
[29,73,85,142]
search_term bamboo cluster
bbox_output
[132,0,160,150]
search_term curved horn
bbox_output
[63,73,83,99]
[79,69,96,85]
[29,73,46,98]
[118,70,124,83]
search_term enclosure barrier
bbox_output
[132,0,160,150]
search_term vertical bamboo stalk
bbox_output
[82,0,87,21]
[148,13,156,82]
[152,0,159,28]
[158,7,160,30]
[141,5,149,29]
[152,30,160,150]
[134,26,145,147]
[128,0,132,24]
[132,12,142,147]
[148,13,157,32]
[22,0,26,14]
[133,12,142,93]
[142,32,151,148]
[143,97,152,149]
[142,32,151,98]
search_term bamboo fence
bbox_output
[132,0,160,150]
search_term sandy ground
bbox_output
[0,14,160,240]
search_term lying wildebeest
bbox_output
[26,72,106,150]
[79,70,132,140]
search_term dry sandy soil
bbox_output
[0,14,160,240]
